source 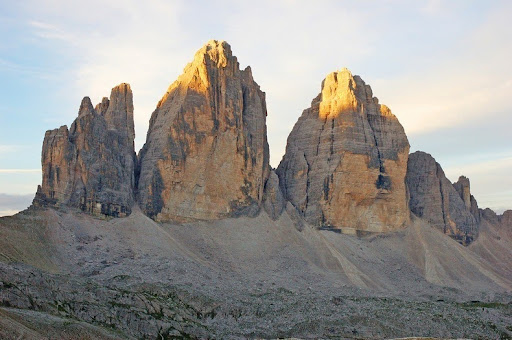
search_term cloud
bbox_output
[0,169,41,173]
[5,0,511,210]
[0,193,33,216]
[28,20,75,42]
[373,2,512,136]
[421,0,442,15]
[0,145,18,154]
[444,157,512,213]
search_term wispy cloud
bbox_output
[28,20,75,42]
[0,169,41,173]
[421,0,442,15]
[3,0,510,210]
[0,145,18,154]
[0,193,33,216]
[0,58,57,79]
[445,157,512,212]
[374,2,512,136]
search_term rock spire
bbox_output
[406,151,479,244]
[137,40,270,222]
[34,84,136,217]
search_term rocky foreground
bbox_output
[1,40,511,338]
[0,207,511,339]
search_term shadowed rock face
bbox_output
[276,68,410,232]
[453,175,481,224]
[262,170,285,220]
[137,40,270,222]
[406,151,479,244]
[34,84,136,217]
[481,208,512,229]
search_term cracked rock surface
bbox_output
[34,84,136,217]
[406,151,479,244]
[277,68,410,232]
[137,40,270,222]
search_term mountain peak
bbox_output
[277,69,410,232]
[191,39,235,69]
[138,39,269,222]
[318,68,394,119]
[78,96,95,116]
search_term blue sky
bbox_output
[0,0,511,215]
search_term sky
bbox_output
[0,0,511,216]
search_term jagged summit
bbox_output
[156,40,244,109]
[78,96,95,116]
[277,69,410,232]
[407,151,480,244]
[318,67,395,119]
[33,83,136,217]
[137,40,270,222]
[198,39,234,66]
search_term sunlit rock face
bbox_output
[137,40,270,222]
[406,151,479,244]
[276,68,410,233]
[34,84,136,217]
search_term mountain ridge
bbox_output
[1,39,511,339]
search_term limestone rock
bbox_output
[453,176,481,223]
[406,151,478,244]
[137,40,270,222]
[262,170,285,220]
[34,84,136,217]
[500,210,512,227]
[481,208,500,225]
[453,176,471,210]
[276,68,410,232]
[285,202,306,232]
[481,208,512,229]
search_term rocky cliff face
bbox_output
[406,151,479,244]
[262,170,285,220]
[481,208,512,229]
[33,84,136,217]
[137,40,270,222]
[453,176,481,224]
[276,68,410,232]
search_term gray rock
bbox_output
[277,68,410,232]
[33,84,136,217]
[285,202,305,232]
[406,151,478,244]
[137,40,270,222]
[262,170,285,220]
[453,176,481,223]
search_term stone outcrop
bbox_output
[500,210,512,227]
[276,68,410,233]
[137,40,270,222]
[453,176,481,224]
[262,170,285,220]
[33,84,136,217]
[406,151,478,244]
[481,208,512,229]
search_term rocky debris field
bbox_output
[0,208,511,339]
